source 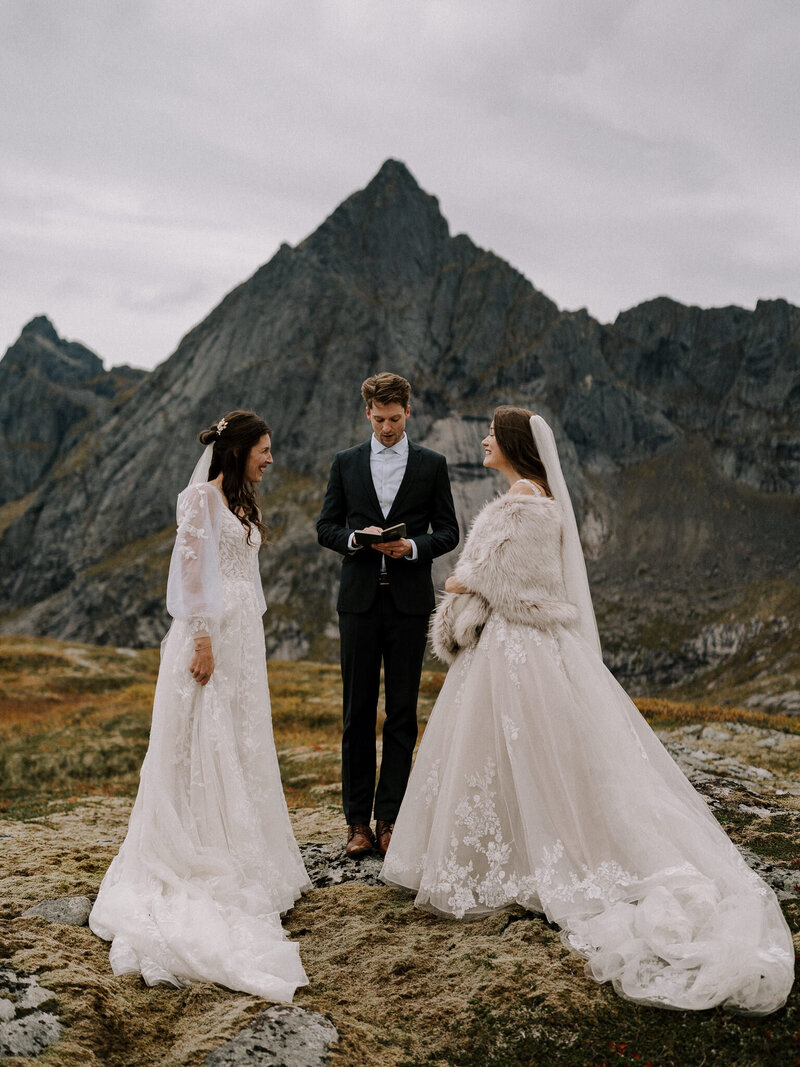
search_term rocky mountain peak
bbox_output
[0,319,147,508]
[301,158,450,286]
[20,315,60,343]
[3,317,104,382]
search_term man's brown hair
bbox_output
[361,372,411,410]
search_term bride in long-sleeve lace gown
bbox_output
[90,411,310,1002]
[381,406,794,1015]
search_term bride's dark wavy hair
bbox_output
[492,406,552,497]
[198,410,270,544]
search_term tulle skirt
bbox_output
[381,615,794,1014]
[90,581,310,1002]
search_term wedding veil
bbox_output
[187,443,214,487]
[530,415,602,657]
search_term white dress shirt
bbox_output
[348,433,418,560]
[370,432,409,517]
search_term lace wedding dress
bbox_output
[381,438,794,1014]
[90,481,310,1002]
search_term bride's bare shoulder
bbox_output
[508,479,547,498]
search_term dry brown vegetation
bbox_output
[635,695,800,735]
[0,635,798,1066]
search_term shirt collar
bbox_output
[371,433,408,457]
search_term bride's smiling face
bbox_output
[482,422,511,473]
[244,435,272,483]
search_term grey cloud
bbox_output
[1,0,798,367]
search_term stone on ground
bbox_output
[204,1005,338,1066]
[21,896,92,926]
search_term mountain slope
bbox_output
[0,160,796,708]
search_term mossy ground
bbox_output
[0,636,798,1066]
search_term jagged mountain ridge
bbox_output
[0,317,146,508]
[0,160,797,705]
[604,298,800,492]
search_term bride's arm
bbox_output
[444,576,470,593]
[167,484,223,685]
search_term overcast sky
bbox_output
[2,0,798,370]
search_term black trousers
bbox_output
[338,588,429,824]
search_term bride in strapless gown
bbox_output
[90,411,310,1002]
[381,407,794,1015]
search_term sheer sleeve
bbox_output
[251,514,267,617]
[166,484,224,637]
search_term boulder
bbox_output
[0,970,61,1058]
[204,1005,337,1067]
[300,842,385,888]
[21,896,92,926]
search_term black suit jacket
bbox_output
[317,440,459,614]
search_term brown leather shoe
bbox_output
[375,819,395,856]
[345,823,375,858]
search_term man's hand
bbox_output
[374,538,413,559]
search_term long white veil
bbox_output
[530,415,602,658]
[186,443,214,488]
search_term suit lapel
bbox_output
[387,442,423,522]
[357,441,383,517]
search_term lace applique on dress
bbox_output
[175,491,210,558]
[422,760,441,807]
[452,648,476,709]
[217,506,260,588]
[177,534,202,561]
[418,757,538,917]
[533,839,638,906]
[487,617,530,688]
[502,714,519,744]
[548,632,566,674]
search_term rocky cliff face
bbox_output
[0,161,797,708]
[0,317,146,508]
[604,297,800,492]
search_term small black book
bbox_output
[353,522,407,547]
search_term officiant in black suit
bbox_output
[317,373,459,858]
